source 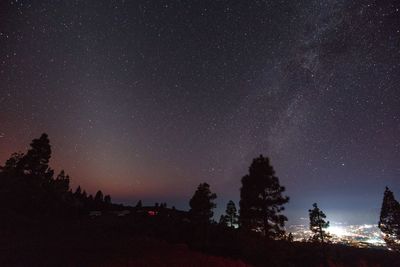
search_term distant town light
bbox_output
[328,226,352,237]
[148,210,157,216]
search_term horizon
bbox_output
[0,139,392,227]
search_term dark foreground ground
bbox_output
[1,214,400,267]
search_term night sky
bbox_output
[1,0,399,225]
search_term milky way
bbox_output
[1,0,399,224]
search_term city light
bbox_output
[328,226,350,237]
[289,223,387,249]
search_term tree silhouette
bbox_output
[95,190,104,202]
[75,186,82,196]
[379,187,400,251]
[136,200,142,208]
[47,170,72,213]
[94,190,104,210]
[1,152,24,175]
[21,134,56,213]
[222,200,238,228]
[189,183,217,225]
[309,203,331,243]
[104,195,111,205]
[53,170,70,195]
[22,133,53,179]
[0,152,25,212]
[286,232,294,242]
[0,134,81,216]
[82,190,88,199]
[239,155,289,239]
[219,214,228,226]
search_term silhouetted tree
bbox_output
[53,170,70,195]
[104,195,111,205]
[95,190,104,203]
[219,214,228,226]
[0,152,25,211]
[189,183,217,225]
[48,170,71,213]
[286,232,294,242]
[379,187,400,251]
[189,183,217,248]
[223,200,238,228]
[74,186,82,196]
[0,134,85,217]
[0,152,24,175]
[136,200,142,208]
[309,203,331,243]
[82,190,87,199]
[22,133,53,179]
[239,155,289,238]
[22,134,56,213]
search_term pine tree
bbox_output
[239,155,289,238]
[21,134,55,213]
[189,183,217,225]
[286,232,294,242]
[219,214,228,226]
[22,133,53,179]
[74,186,82,197]
[53,170,70,195]
[94,190,104,203]
[308,203,331,243]
[224,200,239,228]
[0,152,25,211]
[104,195,111,205]
[379,187,400,251]
[1,152,24,175]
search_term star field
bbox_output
[1,0,400,224]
